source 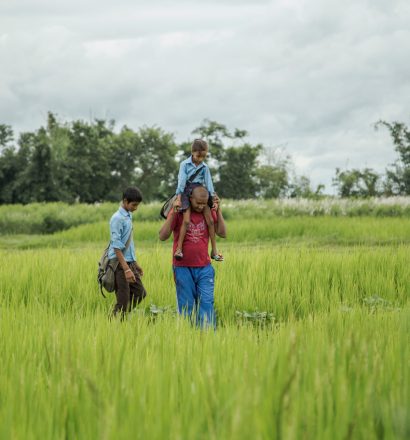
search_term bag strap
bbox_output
[186,165,204,184]
[105,224,133,254]
[124,225,133,251]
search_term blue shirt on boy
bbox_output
[108,206,136,262]
[176,155,215,195]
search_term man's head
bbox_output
[191,139,208,165]
[122,186,143,212]
[189,186,209,213]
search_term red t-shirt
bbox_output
[171,210,218,267]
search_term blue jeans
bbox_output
[173,265,216,328]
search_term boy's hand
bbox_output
[125,268,136,283]
[135,265,144,276]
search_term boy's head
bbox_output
[191,139,208,165]
[122,186,142,212]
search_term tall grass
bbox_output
[1,246,408,319]
[0,215,408,439]
[2,216,410,250]
[0,307,407,439]
[1,197,410,235]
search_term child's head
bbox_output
[122,186,143,212]
[191,139,208,165]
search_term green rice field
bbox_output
[0,201,408,439]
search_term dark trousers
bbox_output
[112,261,147,317]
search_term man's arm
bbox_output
[214,198,227,238]
[159,208,177,241]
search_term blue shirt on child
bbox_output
[108,206,136,262]
[176,155,215,195]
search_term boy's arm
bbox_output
[134,261,144,276]
[203,166,215,195]
[114,249,136,282]
[176,162,188,195]
[159,207,178,241]
[110,217,136,282]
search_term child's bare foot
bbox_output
[211,252,224,262]
[174,249,183,260]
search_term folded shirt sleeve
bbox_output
[176,162,188,195]
[110,216,125,250]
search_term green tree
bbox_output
[256,165,289,198]
[216,144,261,199]
[0,124,13,149]
[1,115,327,204]
[104,126,141,201]
[14,128,57,203]
[132,126,178,201]
[289,175,325,199]
[187,119,253,192]
[64,119,113,203]
[376,120,410,195]
[45,112,72,202]
[255,147,291,198]
[332,168,380,197]
[360,168,380,196]
[191,119,236,162]
[0,125,18,203]
[1,131,36,204]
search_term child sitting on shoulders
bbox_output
[174,139,223,262]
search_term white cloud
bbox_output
[0,0,409,191]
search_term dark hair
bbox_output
[123,186,143,203]
[191,139,208,153]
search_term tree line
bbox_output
[0,113,408,204]
[332,121,410,197]
[0,114,319,204]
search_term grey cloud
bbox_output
[0,0,408,192]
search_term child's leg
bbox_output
[175,207,191,258]
[203,205,219,257]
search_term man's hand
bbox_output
[173,197,181,211]
[213,194,220,211]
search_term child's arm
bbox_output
[134,262,144,276]
[110,217,136,282]
[176,162,188,196]
[114,248,136,282]
[203,165,215,196]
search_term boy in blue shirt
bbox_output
[174,139,223,262]
[108,187,147,317]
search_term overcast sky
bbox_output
[1,0,409,191]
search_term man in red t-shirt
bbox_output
[159,186,227,327]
